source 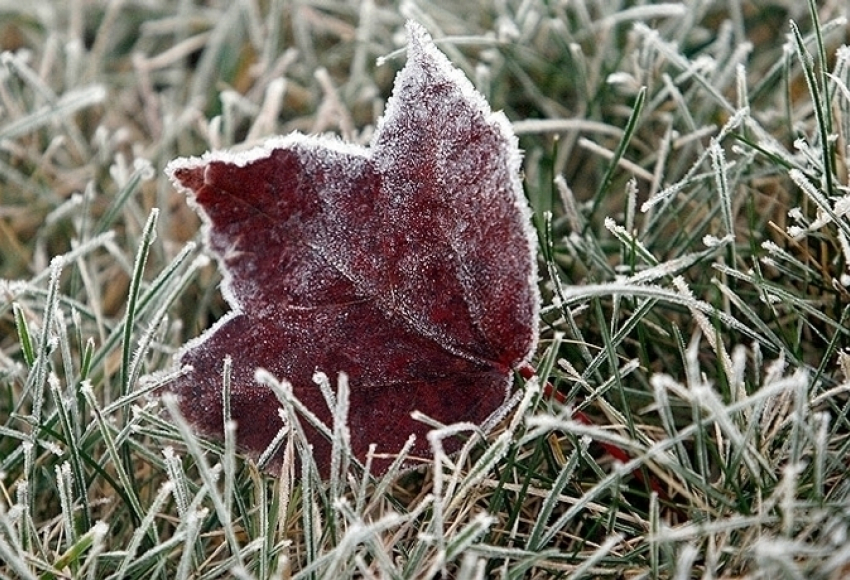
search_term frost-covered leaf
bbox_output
[165,21,539,476]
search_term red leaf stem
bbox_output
[518,362,664,495]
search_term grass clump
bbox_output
[1,1,850,578]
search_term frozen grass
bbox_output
[2,0,850,578]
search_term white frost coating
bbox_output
[703,234,733,247]
[166,132,368,179]
[839,230,850,279]
[133,158,155,180]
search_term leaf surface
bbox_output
[166,22,539,475]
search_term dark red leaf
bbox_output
[165,22,539,476]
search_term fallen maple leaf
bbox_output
[165,21,539,476]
